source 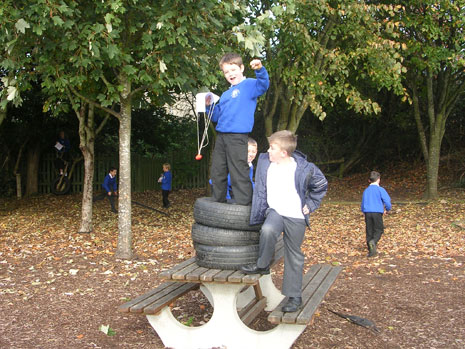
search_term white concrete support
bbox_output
[146,282,305,349]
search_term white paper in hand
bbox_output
[195,92,220,113]
[54,142,64,151]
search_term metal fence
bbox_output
[39,151,210,194]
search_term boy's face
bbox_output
[110,170,117,177]
[221,63,244,86]
[163,166,169,172]
[247,144,257,163]
[268,142,288,164]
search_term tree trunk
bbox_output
[116,76,133,259]
[78,104,96,234]
[25,144,40,196]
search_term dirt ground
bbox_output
[1,164,464,349]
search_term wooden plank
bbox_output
[143,282,200,315]
[159,257,197,279]
[186,266,209,281]
[212,270,236,282]
[268,264,338,325]
[118,282,175,313]
[199,268,222,282]
[125,282,185,313]
[296,266,342,325]
[239,297,267,326]
[241,273,261,284]
[227,270,247,283]
[172,263,202,280]
[281,265,331,324]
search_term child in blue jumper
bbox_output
[206,53,269,205]
[158,163,172,208]
[361,171,392,257]
[93,167,118,213]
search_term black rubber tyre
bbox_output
[193,197,261,231]
[51,176,71,195]
[191,223,260,246]
[194,243,259,270]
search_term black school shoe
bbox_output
[240,264,270,275]
[282,297,302,312]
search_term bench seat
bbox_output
[118,281,200,315]
[268,264,342,325]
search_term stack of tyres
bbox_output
[192,197,262,270]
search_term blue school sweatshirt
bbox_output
[102,174,117,192]
[161,171,172,191]
[361,183,392,213]
[209,67,269,133]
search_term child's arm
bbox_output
[305,165,328,213]
[249,60,269,97]
[381,188,392,212]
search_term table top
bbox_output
[159,257,263,285]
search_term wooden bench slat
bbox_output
[144,282,200,315]
[212,269,236,282]
[172,263,202,280]
[186,266,209,281]
[268,264,341,325]
[281,265,332,324]
[296,266,342,325]
[129,283,189,313]
[159,257,197,279]
[239,297,267,326]
[227,270,247,283]
[118,282,175,313]
[199,268,222,282]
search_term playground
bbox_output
[1,162,464,348]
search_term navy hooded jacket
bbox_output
[250,150,328,227]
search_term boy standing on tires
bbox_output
[206,53,269,206]
[361,171,391,257]
[241,130,328,313]
[93,167,118,213]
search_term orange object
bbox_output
[195,154,203,160]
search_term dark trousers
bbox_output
[257,209,307,298]
[364,212,384,248]
[211,133,251,205]
[93,191,117,211]
[162,190,170,208]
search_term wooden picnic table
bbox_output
[119,241,342,349]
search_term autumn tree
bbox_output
[383,0,465,199]
[0,0,249,259]
[244,0,405,138]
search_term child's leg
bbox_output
[282,217,306,298]
[257,209,284,269]
[372,213,384,245]
[365,213,375,249]
[210,133,229,203]
[107,193,117,211]
[226,134,252,205]
[162,190,170,207]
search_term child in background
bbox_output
[241,130,328,313]
[361,171,391,257]
[158,163,172,208]
[206,53,269,205]
[93,167,118,213]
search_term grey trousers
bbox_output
[257,209,306,297]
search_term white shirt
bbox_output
[266,158,304,219]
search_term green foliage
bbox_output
[249,0,406,134]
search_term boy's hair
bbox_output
[369,171,381,183]
[219,53,243,69]
[267,130,297,155]
[248,137,257,148]
[109,167,117,172]
[163,163,171,170]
